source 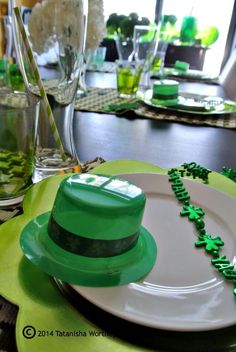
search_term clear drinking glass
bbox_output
[151,39,168,76]
[115,34,134,61]
[116,60,143,98]
[0,91,39,207]
[9,0,88,182]
[133,25,159,92]
[87,47,107,70]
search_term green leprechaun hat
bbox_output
[20,174,157,287]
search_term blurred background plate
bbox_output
[143,90,236,115]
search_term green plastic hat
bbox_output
[152,79,179,106]
[20,174,157,287]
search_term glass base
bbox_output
[33,148,81,183]
[118,93,136,99]
[76,87,87,98]
[33,165,81,183]
[0,195,24,208]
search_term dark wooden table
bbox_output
[74,72,236,172]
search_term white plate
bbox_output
[70,173,236,332]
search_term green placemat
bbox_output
[75,87,138,113]
[75,88,236,129]
[134,104,236,129]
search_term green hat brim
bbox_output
[151,97,180,107]
[20,212,157,287]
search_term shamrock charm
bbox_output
[180,204,205,221]
[195,233,224,254]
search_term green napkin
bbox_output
[103,101,140,112]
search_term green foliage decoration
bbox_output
[106,12,151,38]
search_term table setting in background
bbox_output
[76,22,236,129]
[1,1,236,352]
[74,84,236,129]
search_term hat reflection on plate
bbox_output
[20,174,157,287]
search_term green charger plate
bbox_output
[0,159,236,352]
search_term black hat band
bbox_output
[48,216,139,258]
[153,93,178,100]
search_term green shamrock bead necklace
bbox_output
[168,162,236,297]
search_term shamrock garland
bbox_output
[168,162,236,297]
[221,167,236,182]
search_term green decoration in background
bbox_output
[199,26,219,47]
[105,10,220,48]
[106,12,151,39]
[160,14,179,41]
[180,16,198,44]
[0,58,7,86]
[8,64,25,91]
